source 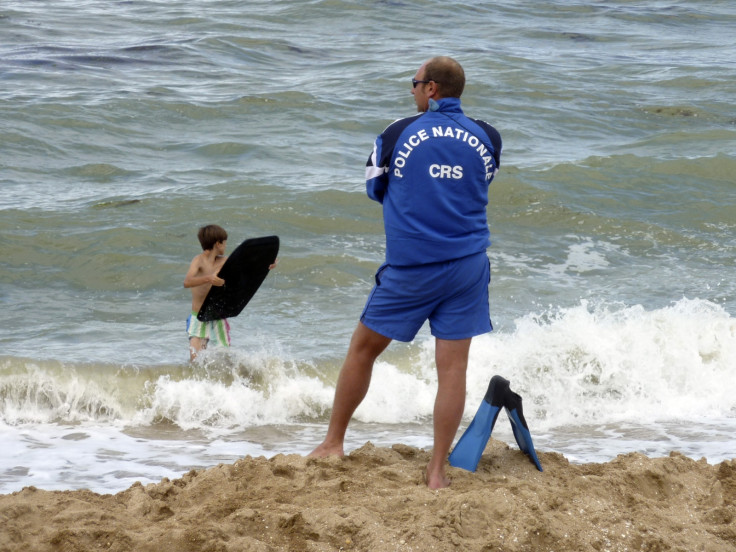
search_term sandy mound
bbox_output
[1,440,734,551]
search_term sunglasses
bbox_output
[412,79,433,88]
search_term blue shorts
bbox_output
[360,251,492,342]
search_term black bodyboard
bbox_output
[197,235,279,322]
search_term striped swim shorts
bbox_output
[186,312,231,347]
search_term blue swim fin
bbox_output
[449,375,509,472]
[504,390,543,472]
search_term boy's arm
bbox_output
[183,256,225,288]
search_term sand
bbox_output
[1,439,734,552]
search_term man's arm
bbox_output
[366,139,388,203]
[365,115,423,203]
[474,119,502,169]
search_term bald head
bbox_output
[423,56,465,98]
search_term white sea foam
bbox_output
[3,298,733,433]
[338,298,736,433]
[546,238,616,275]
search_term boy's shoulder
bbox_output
[193,251,227,266]
[190,251,206,264]
[188,251,213,271]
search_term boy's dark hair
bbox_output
[197,224,228,251]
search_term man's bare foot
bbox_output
[426,467,451,489]
[308,442,344,458]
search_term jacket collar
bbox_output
[429,96,463,113]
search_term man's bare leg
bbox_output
[309,323,392,457]
[426,337,471,489]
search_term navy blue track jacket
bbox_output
[365,97,502,266]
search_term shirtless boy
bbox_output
[183,224,229,361]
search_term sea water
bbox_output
[1,0,735,493]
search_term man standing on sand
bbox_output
[309,56,502,489]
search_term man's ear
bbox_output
[427,80,440,98]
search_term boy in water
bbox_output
[183,224,230,361]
